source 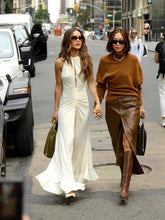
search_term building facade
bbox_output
[106,0,122,29]
[122,0,165,41]
[0,0,48,16]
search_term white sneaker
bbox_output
[161,120,165,127]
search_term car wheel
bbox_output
[16,100,34,156]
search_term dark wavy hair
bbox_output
[106,27,130,54]
[59,27,91,81]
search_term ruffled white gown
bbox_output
[36,56,98,195]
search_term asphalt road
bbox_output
[6,35,164,220]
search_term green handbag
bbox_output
[43,120,58,158]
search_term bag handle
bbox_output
[52,119,58,130]
[140,114,145,123]
[52,119,57,125]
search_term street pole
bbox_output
[104,8,105,31]
[104,0,106,32]
[92,0,94,30]
[113,10,115,29]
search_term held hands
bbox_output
[93,103,103,120]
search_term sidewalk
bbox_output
[145,41,157,52]
[89,120,165,190]
[33,120,165,219]
[34,119,165,190]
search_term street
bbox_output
[6,35,165,220]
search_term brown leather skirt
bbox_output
[105,96,144,175]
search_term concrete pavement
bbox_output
[89,119,165,189]
[32,117,165,219]
[33,117,165,195]
[145,41,157,53]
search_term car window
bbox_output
[22,23,29,32]
[0,32,13,58]
[13,26,28,43]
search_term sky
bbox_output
[48,0,60,23]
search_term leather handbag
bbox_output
[43,120,58,158]
[136,115,147,156]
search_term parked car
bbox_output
[16,23,47,75]
[12,24,36,77]
[0,26,34,156]
[0,98,6,177]
[0,13,33,34]
[0,22,47,77]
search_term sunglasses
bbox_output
[71,36,83,41]
[111,39,126,44]
[132,32,137,35]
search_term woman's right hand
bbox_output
[51,111,58,122]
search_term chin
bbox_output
[115,50,123,53]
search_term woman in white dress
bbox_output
[36,28,103,199]
[129,28,144,63]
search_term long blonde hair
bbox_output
[129,28,137,42]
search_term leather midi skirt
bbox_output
[105,96,144,175]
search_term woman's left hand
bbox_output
[140,106,146,118]
[93,103,103,119]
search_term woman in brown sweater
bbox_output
[96,27,146,201]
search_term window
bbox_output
[0,32,13,58]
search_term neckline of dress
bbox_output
[71,56,79,59]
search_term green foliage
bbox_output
[73,0,91,28]
[115,12,121,21]
[33,7,50,23]
[5,0,12,13]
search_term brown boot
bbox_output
[119,151,133,200]
[119,165,123,187]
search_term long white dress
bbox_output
[36,56,98,195]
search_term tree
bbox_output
[33,7,50,23]
[73,1,91,29]
[5,0,12,13]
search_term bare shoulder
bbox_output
[55,57,64,68]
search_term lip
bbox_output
[75,43,81,46]
[115,46,122,49]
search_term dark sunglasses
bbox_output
[71,36,83,41]
[111,39,126,44]
[132,32,137,35]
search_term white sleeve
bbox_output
[138,39,144,62]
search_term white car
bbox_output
[0,26,34,156]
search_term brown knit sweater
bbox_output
[96,53,143,105]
